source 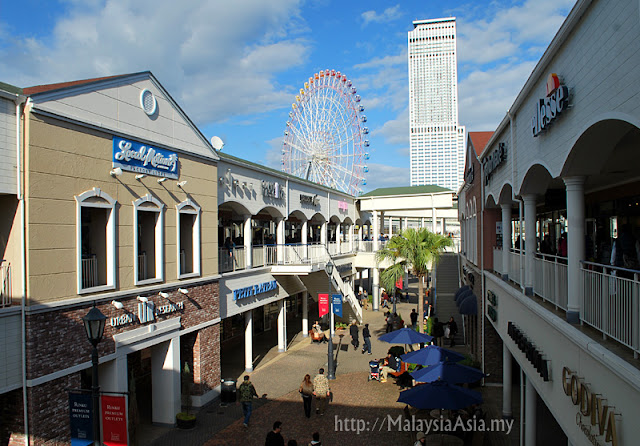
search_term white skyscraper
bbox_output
[408,17,466,190]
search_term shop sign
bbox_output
[300,194,319,206]
[110,300,184,327]
[101,395,128,446]
[562,367,618,446]
[112,137,179,179]
[507,322,549,381]
[531,73,570,137]
[487,290,497,322]
[338,201,348,212]
[69,392,93,446]
[262,181,285,199]
[336,263,352,276]
[482,143,506,185]
[465,164,474,184]
[233,280,278,301]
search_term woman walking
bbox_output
[299,374,314,418]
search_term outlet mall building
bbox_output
[458,0,640,445]
[0,73,460,444]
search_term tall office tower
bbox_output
[408,17,466,190]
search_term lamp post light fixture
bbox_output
[82,305,106,446]
[325,261,336,380]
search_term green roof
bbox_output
[359,185,452,197]
[0,81,22,95]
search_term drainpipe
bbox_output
[19,97,30,446]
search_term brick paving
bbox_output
[146,276,517,446]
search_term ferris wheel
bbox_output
[282,69,369,196]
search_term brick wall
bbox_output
[27,374,80,446]
[192,324,220,396]
[25,281,219,381]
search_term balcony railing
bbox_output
[581,261,640,355]
[138,252,148,281]
[81,255,99,289]
[493,247,503,274]
[1,260,11,307]
[219,247,246,273]
[534,254,568,310]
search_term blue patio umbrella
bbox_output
[397,380,483,410]
[411,361,485,384]
[378,327,433,345]
[459,294,478,315]
[400,345,465,366]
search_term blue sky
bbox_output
[0,0,575,193]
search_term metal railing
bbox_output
[493,247,503,274]
[581,261,640,355]
[534,254,568,310]
[138,252,148,281]
[253,246,265,267]
[81,255,99,289]
[508,249,522,286]
[218,247,246,273]
[1,260,11,307]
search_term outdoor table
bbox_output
[424,433,464,446]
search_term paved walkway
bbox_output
[144,275,517,446]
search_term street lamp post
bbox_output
[82,305,107,446]
[325,261,336,380]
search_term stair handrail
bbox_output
[322,246,362,323]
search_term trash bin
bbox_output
[220,379,236,403]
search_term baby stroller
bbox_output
[368,360,381,381]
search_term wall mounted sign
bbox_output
[507,322,549,381]
[318,293,329,317]
[300,194,319,206]
[487,290,498,322]
[562,367,618,446]
[233,280,278,301]
[262,181,284,199]
[483,143,506,185]
[465,164,475,185]
[531,73,570,137]
[112,137,179,179]
[110,300,184,327]
[338,201,348,212]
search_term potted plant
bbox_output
[176,362,196,429]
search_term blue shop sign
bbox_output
[112,136,179,179]
[233,280,278,301]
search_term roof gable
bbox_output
[468,131,493,156]
[25,72,218,161]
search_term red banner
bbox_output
[318,293,329,317]
[101,395,128,446]
[396,276,404,290]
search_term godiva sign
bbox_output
[562,367,619,446]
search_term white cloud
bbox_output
[373,107,409,145]
[363,163,409,191]
[361,5,402,27]
[0,0,308,124]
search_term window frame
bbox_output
[75,187,117,294]
[176,199,202,279]
[133,193,165,286]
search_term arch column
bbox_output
[373,211,381,250]
[564,176,585,323]
[502,344,513,418]
[245,310,253,372]
[244,214,253,269]
[277,299,286,352]
[336,222,342,252]
[302,290,309,337]
[432,206,437,233]
[388,216,393,236]
[523,195,536,295]
[501,204,512,281]
[320,220,327,245]
[525,374,537,446]
[301,220,309,260]
[372,267,380,311]
[349,223,354,252]
[276,217,285,264]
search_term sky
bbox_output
[0,0,576,194]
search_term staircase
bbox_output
[297,270,363,324]
[434,253,463,346]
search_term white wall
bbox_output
[0,97,17,195]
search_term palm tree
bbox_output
[376,228,454,333]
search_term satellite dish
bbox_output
[211,136,224,151]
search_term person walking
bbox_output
[410,309,418,329]
[308,432,322,446]
[349,320,359,350]
[385,311,394,333]
[361,323,372,354]
[447,316,458,347]
[265,421,284,446]
[432,317,444,347]
[238,375,258,427]
[299,374,314,418]
[312,368,331,416]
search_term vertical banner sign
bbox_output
[101,395,128,446]
[332,294,343,318]
[395,276,404,290]
[318,294,329,317]
[69,392,93,446]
